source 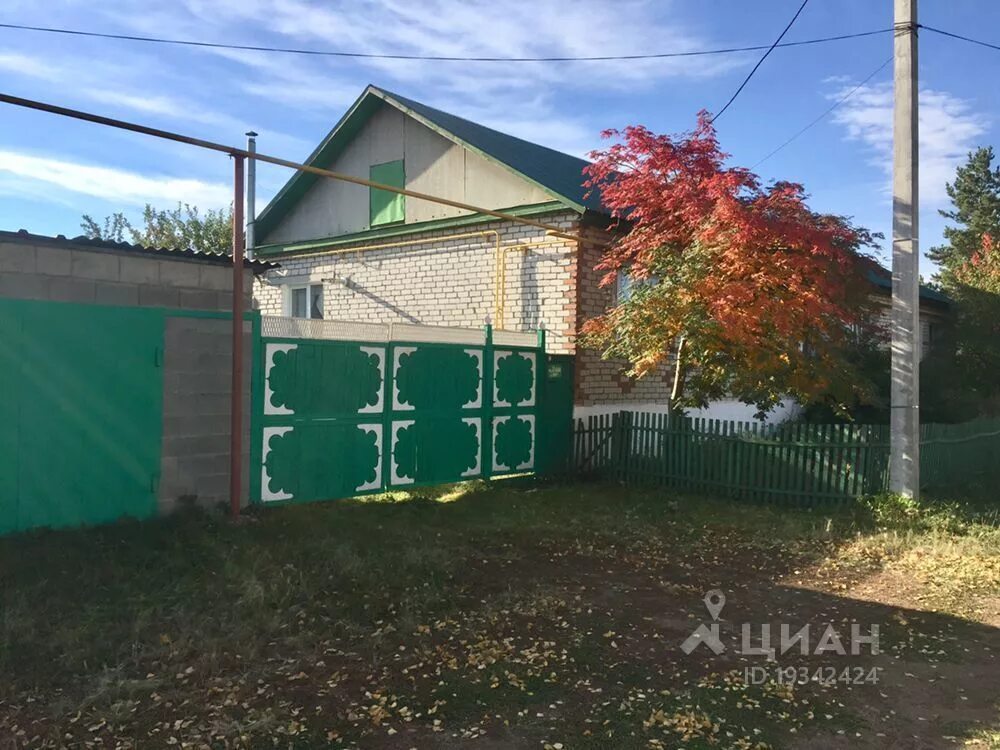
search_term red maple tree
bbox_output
[582,113,880,415]
[945,233,1000,399]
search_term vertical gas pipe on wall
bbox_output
[230,154,246,520]
[245,131,257,260]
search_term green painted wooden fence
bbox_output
[254,318,575,505]
[573,411,1000,504]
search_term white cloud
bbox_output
[82,90,194,119]
[0,150,231,208]
[0,49,312,165]
[0,0,745,232]
[830,81,988,205]
[100,0,742,157]
[0,51,59,80]
[205,48,363,112]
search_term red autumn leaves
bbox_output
[582,112,878,413]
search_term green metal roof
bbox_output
[866,264,951,306]
[254,85,602,240]
[383,88,603,213]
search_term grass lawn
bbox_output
[1,482,998,749]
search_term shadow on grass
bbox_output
[0,480,997,748]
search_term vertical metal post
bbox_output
[890,0,920,498]
[245,131,257,260]
[483,320,494,482]
[230,154,246,520]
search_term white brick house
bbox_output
[252,85,950,420]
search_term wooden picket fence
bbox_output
[572,411,1000,505]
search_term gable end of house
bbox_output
[254,85,602,250]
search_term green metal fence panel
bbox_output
[387,341,487,488]
[256,321,570,505]
[0,302,21,535]
[489,344,539,477]
[260,336,389,503]
[537,355,575,474]
[0,298,163,533]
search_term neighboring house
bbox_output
[865,264,951,361]
[252,85,949,421]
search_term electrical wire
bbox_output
[749,21,998,170]
[0,20,893,63]
[710,0,811,123]
[751,56,892,170]
[920,24,1000,53]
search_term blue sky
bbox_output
[1,0,998,277]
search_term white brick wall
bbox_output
[254,211,580,354]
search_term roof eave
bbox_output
[255,85,383,238]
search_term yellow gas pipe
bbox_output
[286,229,553,326]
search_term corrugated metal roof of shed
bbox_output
[0,229,277,273]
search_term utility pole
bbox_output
[890,0,920,497]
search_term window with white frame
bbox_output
[288,283,324,319]
[615,269,657,304]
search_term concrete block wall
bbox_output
[159,317,252,513]
[1,234,258,516]
[0,238,252,309]
[254,211,579,354]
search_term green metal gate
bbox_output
[0,298,163,534]
[254,318,571,504]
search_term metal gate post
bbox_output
[229,154,246,520]
[483,322,493,481]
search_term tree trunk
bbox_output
[668,336,686,420]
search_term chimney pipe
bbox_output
[245,131,257,260]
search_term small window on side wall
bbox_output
[289,283,323,319]
[616,269,658,304]
[370,160,405,226]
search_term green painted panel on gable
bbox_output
[0,299,163,534]
[370,160,405,226]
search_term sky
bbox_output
[1,0,999,278]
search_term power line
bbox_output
[709,0,812,123]
[751,56,892,170]
[920,24,1000,53]
[0,21,892,63]
[0,91,587,242]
